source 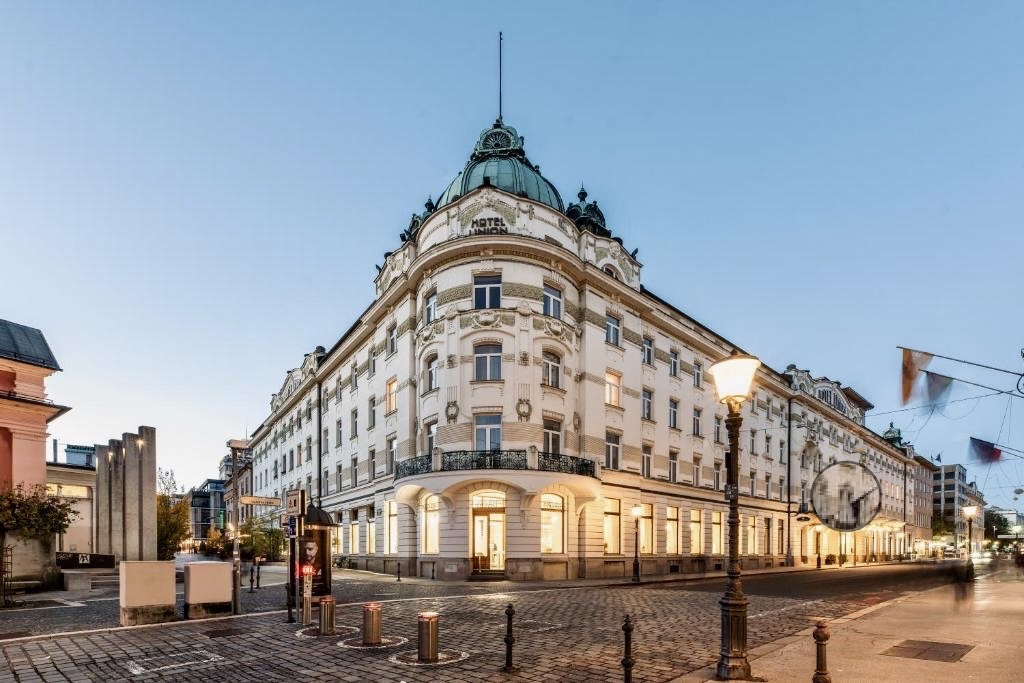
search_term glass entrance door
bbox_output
[472,511,505,571]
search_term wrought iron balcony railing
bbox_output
[393,449,597,481]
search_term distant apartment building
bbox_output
[933,463,986,551]
[188,479,226,545]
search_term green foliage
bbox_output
[932,512,953,538]
[155,468,191,561]
[0,484,79,549]
[984,510,1010,539]
[239,518,284,562]
[206,526,224,553]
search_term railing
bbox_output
[539,451,596,477]
[442,449,527,472]
[394,449,598,481]
[395,454,432,479]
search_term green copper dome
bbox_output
[436,121,564,212]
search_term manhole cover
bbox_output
[204,627,250,638]
[882,640,974,662]
[0,632,31,640]
[123,649,222,675]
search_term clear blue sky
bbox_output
[3,2,1022,510]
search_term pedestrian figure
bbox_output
[950,560,973,608]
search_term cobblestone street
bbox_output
[1,574,875,683]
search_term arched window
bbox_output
[474,343,502,381]
[423,495,439,554]
[541,350,561,388]
[424,354,439,392]
[540,493,565,554]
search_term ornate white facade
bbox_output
[246,121,930,580]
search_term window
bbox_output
[641,389,653,420]
[668,399,679,429]
[336,464,343,491]
[306,400,312,421]
[642,337,653,365]
[605,432,621,470]
[351,408,358,436]
[693,456,702,487]
[778,519,785,555]
[336,378,343,402]
[386,437,397,475]
[387,324,398,355]
[605,314,620,345]
[603,498,620,554]
[296,445,302,466]
[779,439,785,462]
[690,509,704,554]
[296,410,302,429]
[639,503,653,554]
[306,437,312,461]
[323,428,329,454]
[605,371,622,407]
[369,349,377,377]
[542,351,561,388]
[351,363,358,390]
[474,343,502,381]
[425,355,439,392]
[351,455,359,485]
[765,435,772,459]
[368,396,376,429]
[540,493,565,553]
[475,414,501,451]
[364,449,374,481]
[693,361,703,388]
[668,450,678,483]
[424,495,439,553]
[747,516,756,555]
[474,274,501,309]
[714,416,722,443]
[750,430,757,455]
[350,513,360,555]
[765,473,772,499]
[692,407,702,436]
[543,285,562,319]
[367,509,376,555]
[386,500,398,554]
[306,474,313,498]
[764,517,771,557]
[321,469,328,495]
[424,292,437,323]
[425,421,437,454]
[336,419,343,445]
[749,470,756,497]
[666,506,679,555]
[543,419,561,453]
[641,445,652,479]
[669,350,679,377]
[712,511,723,554]
[386,378,398,413]
[713,462,722,490]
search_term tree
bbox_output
[155,468,191,561]
[206,526,224,554]
[0,484,79,551]
[984,510,1010,541]
[931,512,953,539]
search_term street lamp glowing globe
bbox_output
[708,351,761,404]
[962,505,978,521]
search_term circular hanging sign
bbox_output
[810,461,882,532]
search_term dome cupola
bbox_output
[436,120,564,212]
[565,186,611,237]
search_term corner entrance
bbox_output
[471,491,505,574]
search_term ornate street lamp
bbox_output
[707,349,761,681]
[631,504,643,583]
[1013,524,1022,554]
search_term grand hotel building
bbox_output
[247,119,929,580]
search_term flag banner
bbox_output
[901,348,933,404]
[924,371,955,404]
[968,437,1002,463]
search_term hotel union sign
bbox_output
[469,216,509,234]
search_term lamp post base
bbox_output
[717,594,751,680]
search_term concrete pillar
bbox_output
[122,433,141,561]
[109,439,124,561]
[95,445,110,555]
[139,426,157,560]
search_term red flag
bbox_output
[968,437,1001,463]
[901,348,933,404]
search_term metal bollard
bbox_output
[319,596,336,636]
[363,602,382,646]
[302,592,312,626]
[397,561,402,583]
[417,611,440,663]
[249,565,255,593]
[812,621,831,683]
[621,614,635,683]
[256,562,261,588]
[502,603,515,672]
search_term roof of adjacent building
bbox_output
[0,319,61,371]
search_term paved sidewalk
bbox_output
[678,564,1024,682]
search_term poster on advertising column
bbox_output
[298,529,331,596]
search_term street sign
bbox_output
[287,516,297,539]
[286,489,307,517]
[240,495,280,506]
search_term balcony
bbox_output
[394,449,598,481]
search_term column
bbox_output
[139,426,157,560]
[122,433,141,561]
[95,445,110,555]
[109,439,125,561]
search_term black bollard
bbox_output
[622,614,635,683]
[256,561,261,589]
[502,603,516,672]
[431,562,436,580]
[397,561,402,583]
[249,565,255,593]
[812,621,831,683]
[286,581,295,624]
